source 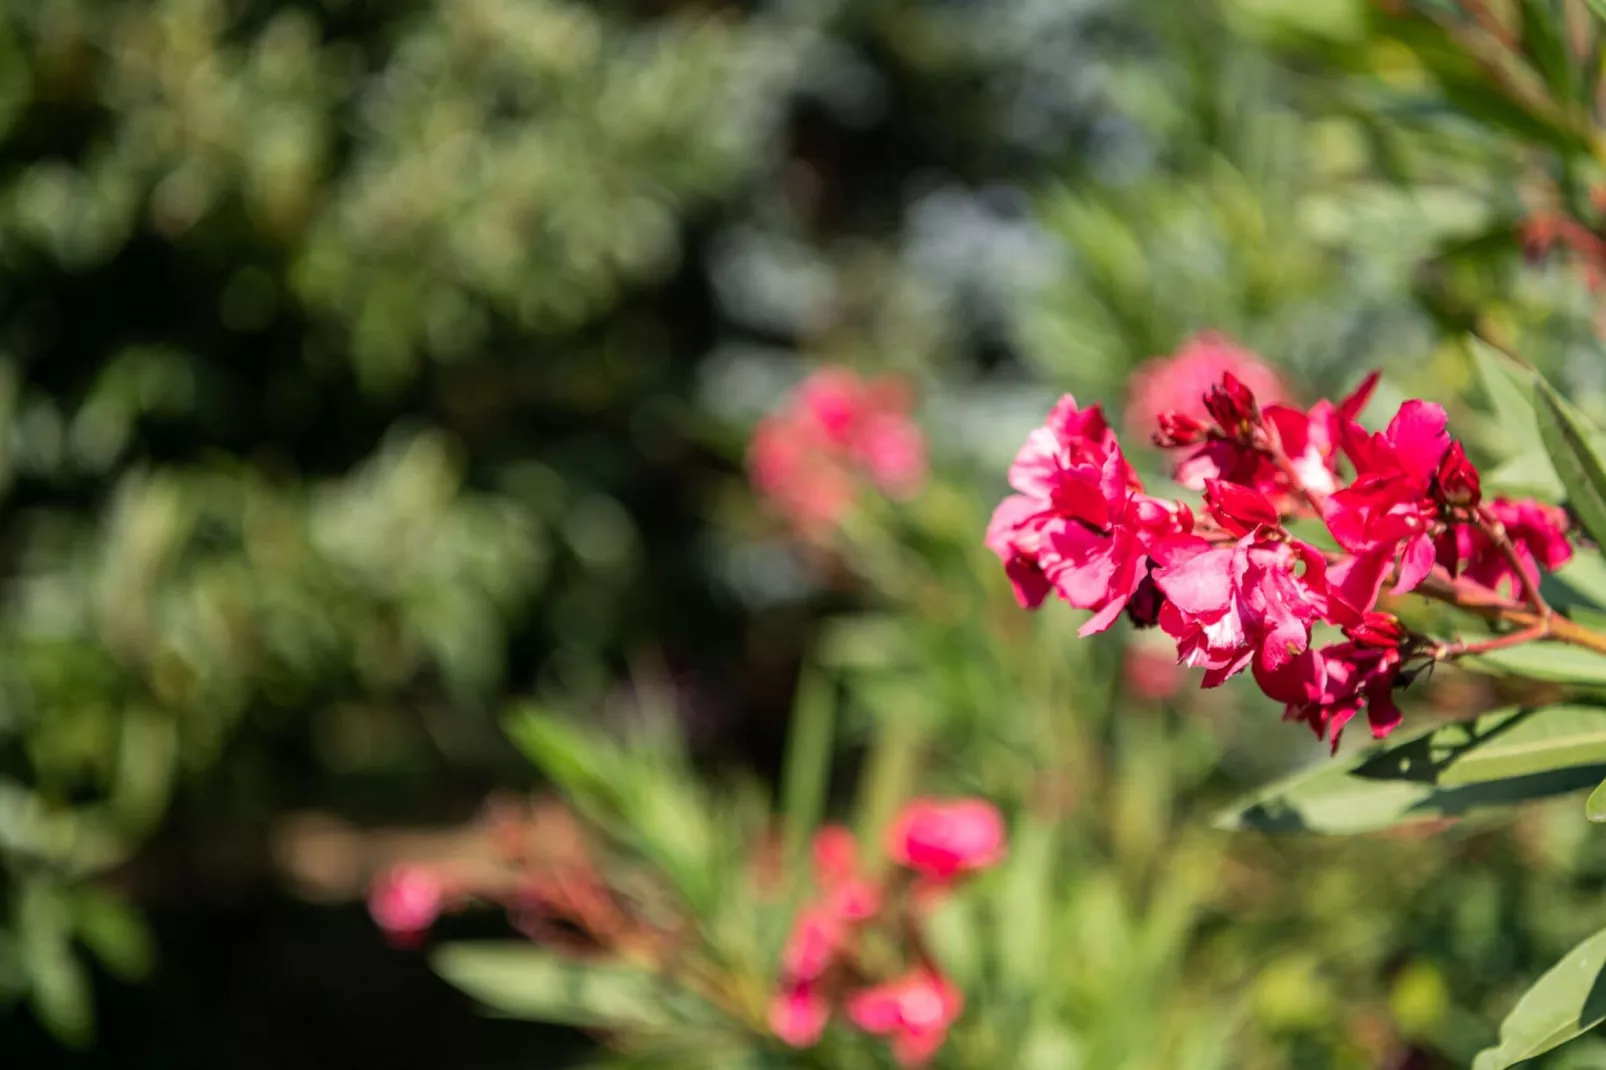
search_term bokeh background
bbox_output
[4,0,1606,1066]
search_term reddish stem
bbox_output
[1432,622,1550,660]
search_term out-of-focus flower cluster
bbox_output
[367,795,1003,1067]
[748,368,927,538]
[988,334,1575,749]
[770,799,1004,1066]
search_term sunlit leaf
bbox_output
[1472,925,1606,1070]
[1587,777,1606,822]
[1469,337,1541,457]
[1554,552,1606,609]
[1216,706,1606,834]
[1535,375,1606,550]
[1465,643,1606,687]
[1432,704,1606,786]
[1486,448,1564,499]
[503,705,626,815]
[433,943,703,1030]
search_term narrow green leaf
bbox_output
[1519,0,1577,105]
[1534,376,1606,550]
[1469,337,1541,456]
[1587,777,1606,822]
[1216,706,1606,834]
[433,943,692,1029]
[1585,0,1606,27]
[503,706,625,814]
[994,815,1054,995]
[780,661,835,868]
[1465,643,1606,686]
[1472,925,1606,1070]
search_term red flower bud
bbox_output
[1433,441,1481,509]
[1202,372,1260,436]
[1154,411,1207,447]
[1344,611,1405,649]
[1203,479,1281,537]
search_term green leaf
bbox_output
[1469,337,1542,457]
[1486,448,1564,499]
[1472,924,1606,1070]
[1534,375,1606,550]
[1555,551,1606,608]
[1519,0,1578,105]
[503,705,625,814]
[1432,704,1606,785]
[1587,777,1606,822]
[780,661,835,868]
[1216,705,1606,834]
[17,882,92,1048]
[1465,643,1606,686]
[1585,0,1606,27]
[994,815,1054,995]
[433,943,694,1030]
[71,888,153,983]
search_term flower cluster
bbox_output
[989,340,1575,749]
[748,367,927,537]
[770,798,1005,1066]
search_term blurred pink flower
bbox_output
[1123,644,1184,702]
[888,798,1005,882]
[812,824,882,921]
[847,968,964,1067]
[1125,332,1288,436]
[368,865,444,946]
[747,367,927,537]
[770,980,831,1047]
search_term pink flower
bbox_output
[749,415,856,536]
[1256,627,1405,751]
[1152,482,1328,686]
[847,968,964,1067]
[987,395,1191,631]
[1323,400,1457,594]
[1164,370,1378,507]
[1126,333,1288,435]
[781,905,844,982]
[888,798,1006,882]
[1261,372,1379,499]
[1435,498,1572,596]
[769,824,887,1049]
[369,865,444,945]
[811,825,882,922]
[748,367,927,537]
[771,980,831,1047]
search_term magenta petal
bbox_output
[1153,548,1235,614]
[1006,427,1065,498]
[1079,597,1127,637]
[1385,400,1451,482]
[1393,533,1435,594]
[1328,548,1391,623]
[1254,646,1325,705]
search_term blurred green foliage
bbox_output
[3,0,1606,1065]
